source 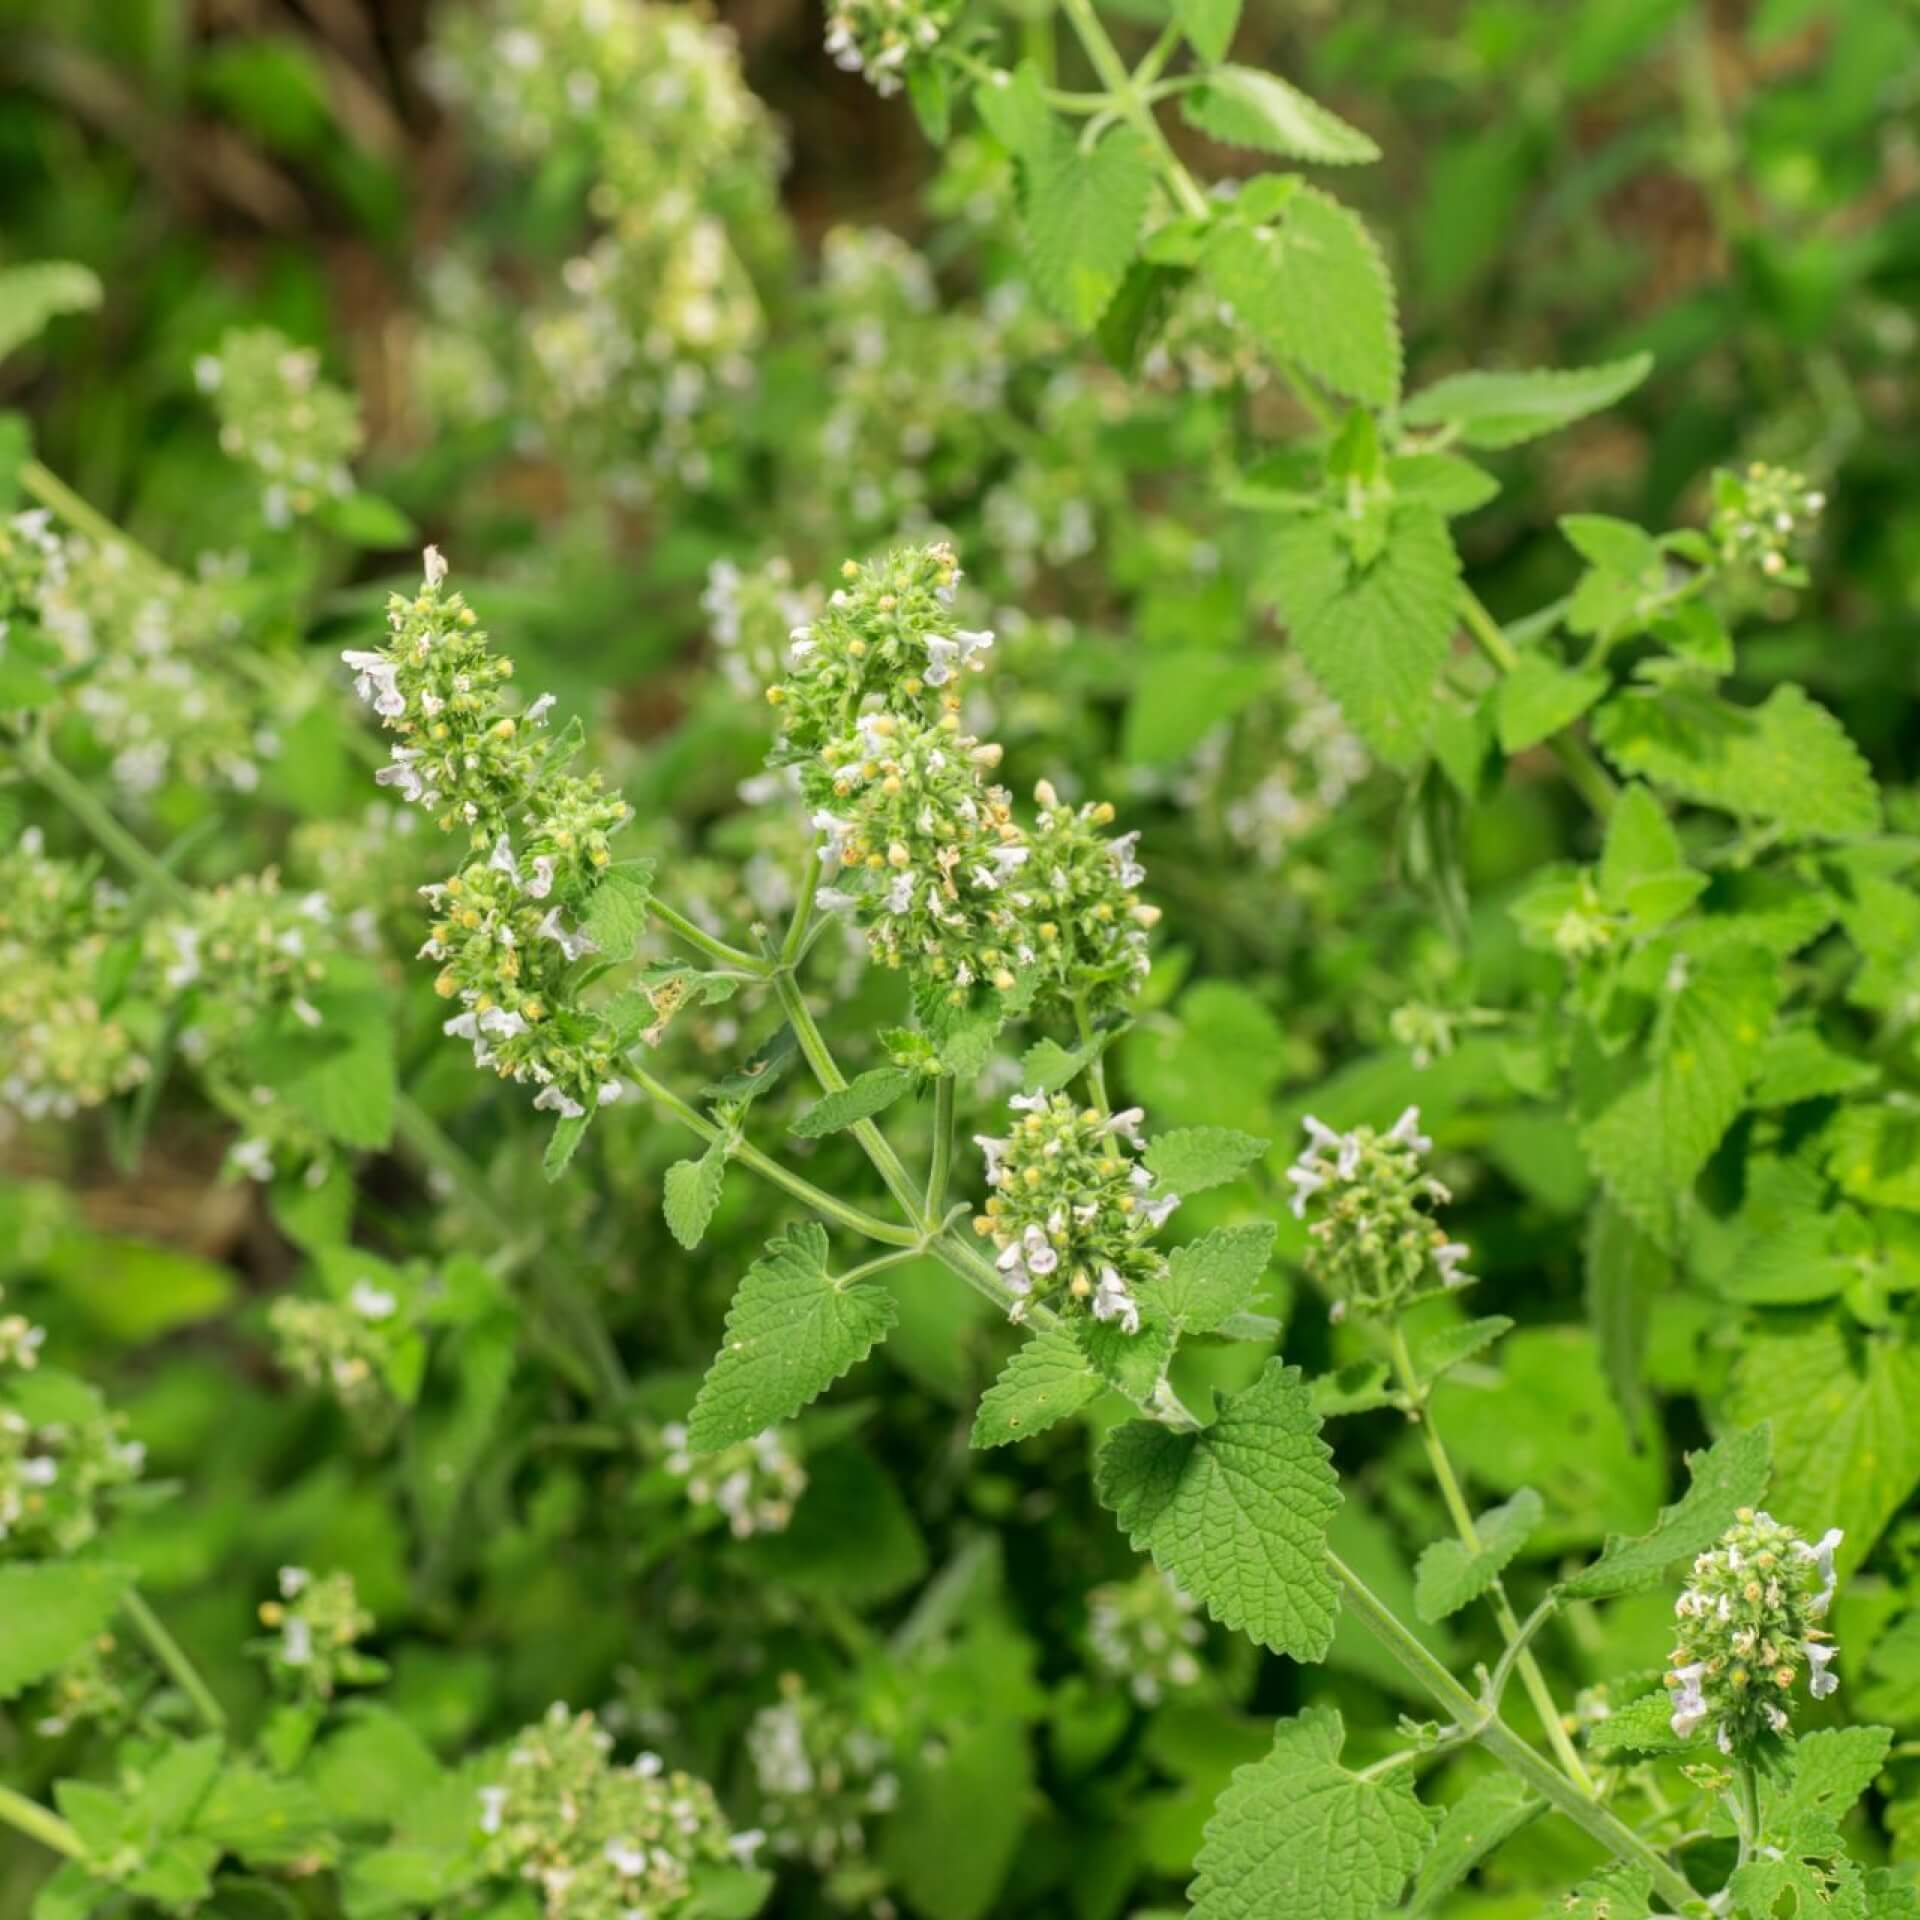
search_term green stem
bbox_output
[19,459,165,571]
[1732,1758,1760,1873]
[19,742,194,909]
[1073,998,1110,1113]
[121,1586,226,1734]
[623,1062,919,1248]
[0,1784,84,1861]
[1058,0,1210,219]
[782,852,823,968]
[773,969,926,1228]
[926,1075,956,1217]
[649,898,767,976]
[942,46,1106,109]
[1457,589,1618,820]
[1388,1327,1595,1793]
[1329,1554,1697,1913]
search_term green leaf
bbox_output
[1585,1692,1690,1756]
[663,1142,727,1251]
[0,261,103,363]
[1124,651,1270,765]
[743,1442,927,1604]
[1496,654,1608,755]
[1413,1488,1541,1622]
[1263,507,1460,766]
[789,1067,914,1137]
[1097,1360,1341,1659]
[192,1765,336,1866]
[1180,69,1379,165]
[1592,685,1881,841]
[0,1561,135,1699]
[1188,1706,1433,1920]
[1825,1103,1920,1211]
[1021,1032,1111,1095]
[1406,1315,1513,1387]
[1399,353,1653,449]
[1584,1197,1665,1438]
[1597,783,1685,904]
[1150,1222,1276,1334]
[317,490,415,549]
[971,1328,1105,1447]
[1581,944,1781,1247]
[1171,0,1241,64]
[1557,1862,1654,1919]
[1405,1771,1540,1916]
[1202,186,1400,406]
[1753,1026,1878,1107]
[973,61,1052,164]
[1144,1127,1270,1195]
[1729,1309,1920,1579]
[687,1224,898,1451]
[1563,1425,1771,1598]
[577,860,657,962]
[543,1103,594,1180]
[1025,126,1154,332]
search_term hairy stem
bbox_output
[1388,1326,1595,1793]
[1331,1553,1697,1912]
[120,1586,226,1734]
[1457,589,1619,820]
[0,1784,84,1861]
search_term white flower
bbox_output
[230,1135,275,1182]
[1668,1660,1709,1738]
[487,836,522,887]
[525,692,556,725]
[281,1616,313,1667]
[478,1784,508,1835]
[532,1084,584,1119]
[278,1566,310,1598]
[1806,1640,1840,1699]
[341,649,406,719]
[1091,1265,1141,1335]
[1794,1527,1844,1616]
[1386,1105,1433,1154]
[1434,1242,1473,1289]
[423,546,448,588]
[1104,1107,1147,1149]
[1285,1164,1325,1219]
[349,1280,398,1321]
[603,1840,648,1877]
[537,908,598,962]
[527,855,556,899]
[729,1828,766,1866]
[374,748,430,804]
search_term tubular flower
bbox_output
[474,1704,757,1920]
[972,1093,1178,1334]
[1287,1107,1472,1319]
[347,551,635,1119]
[1665,1508,1844,1753]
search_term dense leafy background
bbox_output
[2,2,1918,1917]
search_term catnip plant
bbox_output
[0,1,1915,1918]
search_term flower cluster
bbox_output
[427,0,781,493]
[703,555,822,699]
[1287,1108,1471,1319]
[824,0,957,96]
[1022,782,1157,1017]
[0,830,149,1124]
[1,1336,144,1555]
[347,552,634,1119]
[475,1703,757,1920]
[254,1566,385,1702]
[661,1423,807,1539]
[746,1674,901,1888]
[194,327,362,526]
[1665,1509,1843,1753]
[1709,461,1825,582]
[973,1094,1178,1334]
[267,1273,417,1430]
[1087,1567,1207,1707]
[1,513,267,802]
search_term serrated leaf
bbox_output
[1025,127,1154,332]
[1406,1771,1540,1916]
[973,60,1051,164]
[1264,506,1460,766]
[1180,69,1379,165]
[790,1067,914,1137]
[543,1104,594,1180]
[1172,0,1241,63]
[1400,353,1653,449]
[687,1224,898,1451]
[1021,1032,1111,1095]
[1563,1425,1771,1599]
[0,1561,135,1699]
[1097,1360,1340,1659]
[1729,1309,1920,1579]
[663,1142,726,1251]
[1202,185,1400,405]
[1407,1314,1513,1388]
[577,860,657,962]
[0,261,103,363]
[1414,1488,1542,1622]
[1753,1026,1878,1107]
[1188,1705,1433,1920]
[1824,1103,1920,1211]
[1580,944,1781,1246]
[1592,685,1881,841]
[1144,1127,1270,1195]
[1585,1692,1690,1756]
[1151,1222,1276,1335]
[1496,654,1608,755]
[1557,1861,1654,1919]
[971,1327,1105,1447]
